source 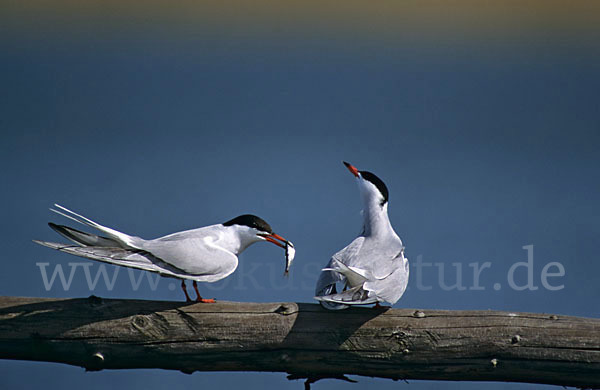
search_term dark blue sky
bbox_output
[1,2,599,389]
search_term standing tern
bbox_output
[314,162,409,309]
[34,204,294,302]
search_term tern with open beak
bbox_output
[314,161,409,309]
[34,205,294,302]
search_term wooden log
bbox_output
[0,296,598,387]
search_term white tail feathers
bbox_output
[322,259,368,288]
[50,204,140,249]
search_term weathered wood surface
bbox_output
[0,296,599,387]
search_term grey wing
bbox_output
[314,258,343,296]
[350,236,404,280]
[364,256,410,305]
[141,234,238,282]
[314,236,365,295]
[317,258,409,306]
[334,236,366,265]
[33,240,191,279]
[314,237,365,310]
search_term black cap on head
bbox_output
[359,170,389,205]
[223,214,273,233]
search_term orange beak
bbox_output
[259,233,288,248]
[343,161,359,177]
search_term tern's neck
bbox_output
[362,201,394,237]
[220,226,258,255]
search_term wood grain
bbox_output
[0,296,598,387]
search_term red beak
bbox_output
[343,161,359,177]
[260,233,288,249]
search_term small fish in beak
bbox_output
[258,232,295,276]
[285,241,295,276]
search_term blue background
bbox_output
[1,2,599,389]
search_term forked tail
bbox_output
[50,204,141,248]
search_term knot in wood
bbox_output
[402,348,410,355]
[490,358,498,368]
[413,310,425,318]
[511,335,521,344]
[549,315,558,320]
[274,305,290,315]
[130,313,169,339]
[132,315,149,329]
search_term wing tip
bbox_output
[48,222,59,230]
[32,240,71,250]
[314,296,350,310]
[33,239,52,246]
[314,294,378,306]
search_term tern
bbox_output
[34,204,293,302]
[314,161,409,309]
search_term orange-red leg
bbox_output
[181,280,192,302]
[193,281,216,303]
